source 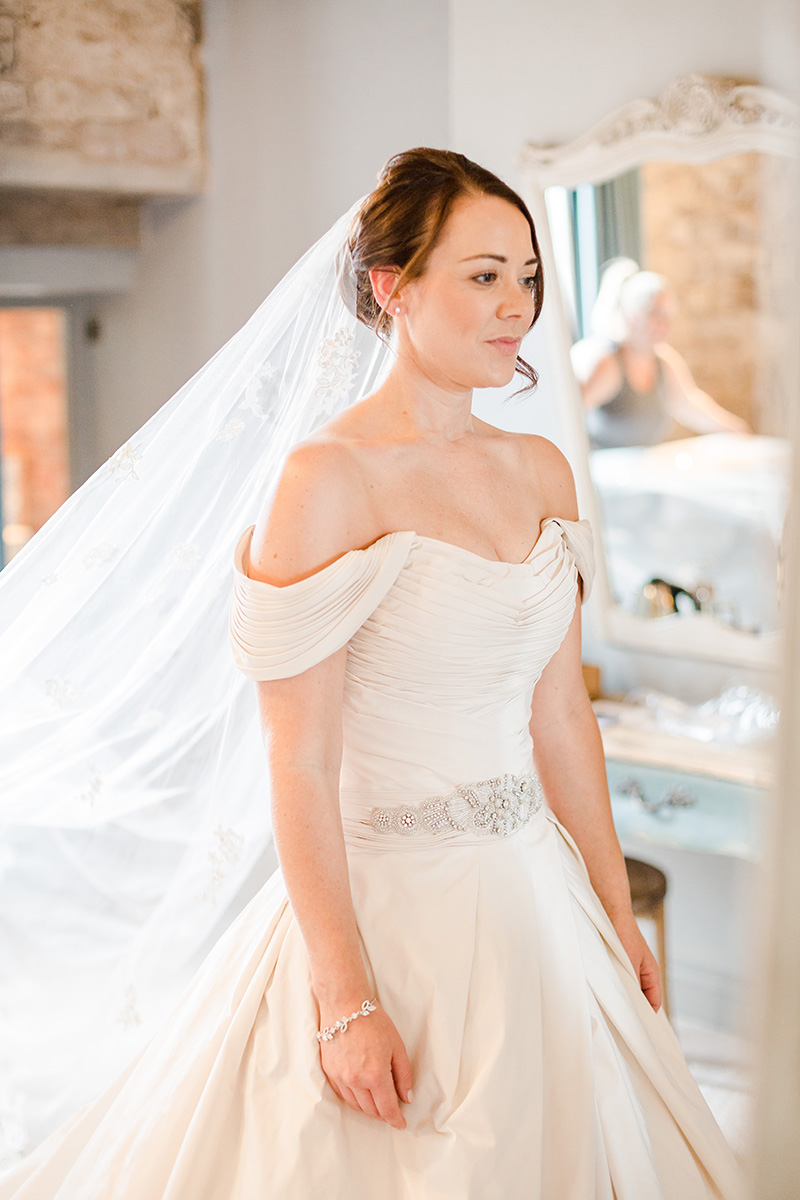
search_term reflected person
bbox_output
[571,257,751,450]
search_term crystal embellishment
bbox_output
[369,771,544,839]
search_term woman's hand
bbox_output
[319,1005,413,1130]
[613,914,662,1012]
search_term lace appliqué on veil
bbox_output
[169,543,202,572]
[73,763,103,811]
[239,362,279,417]
[202,825,245,905]
[44,676,81,707]
[215,419,246,443]
[82,542,117,569]
[106,444,143,482]
[117,986,143,1031]
[313,328,361,415]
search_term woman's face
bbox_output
[627,290,675,348]
[397,192,539,392]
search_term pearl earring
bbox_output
[395,306,401,315]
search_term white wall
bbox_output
[451,0,800,179]
[88,0,800,462]
[89,0,450,460]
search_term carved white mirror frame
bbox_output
[518,74,799,668]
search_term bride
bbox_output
[0,149,741,1198]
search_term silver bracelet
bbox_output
[316,998,378,1043]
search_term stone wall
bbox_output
[0,0,204,214]
[640,153,791,436]
[641,154,760,428]
[754,152,798,437]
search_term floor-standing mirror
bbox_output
[518,74,799,1159]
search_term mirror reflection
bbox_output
[546,154,792,636]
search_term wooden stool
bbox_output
[625,856,670,1017]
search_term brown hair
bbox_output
[347,148,544,391]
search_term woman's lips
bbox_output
[487,338,521,356]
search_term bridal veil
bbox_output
[0,199,397,1163]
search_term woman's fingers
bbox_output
[352,1087,382,1122]
[370,1073,407,1129]
[338,1083,360,1113]
[391,1042,414,1105]
[330,1072,408,1129]
[638,945,662,1011]
[320,1012,413,1127]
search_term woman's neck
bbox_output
[622,331,655,357]
[378,361,476,444]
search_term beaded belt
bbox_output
[368,771,544,840]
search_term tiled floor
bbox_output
[675,1016,753,1155]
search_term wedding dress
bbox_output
[0,513,743,1200]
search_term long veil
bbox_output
[0,200,395,1164]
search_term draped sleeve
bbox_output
[230,527,415,680]
[546,517,595,604]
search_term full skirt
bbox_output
[0,808,744,1200]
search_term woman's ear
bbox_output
[368,267,401,314]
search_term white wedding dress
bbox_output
[0,516,743,1199]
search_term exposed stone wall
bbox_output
[753,153,798,437]
[0,0,204,200]
[640,154,762,429]
[0,307,69,542]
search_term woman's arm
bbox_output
[526,446,660,1009]
[250,441,413,1128]
[570,339,623,411]
[657,343,751,435]
[529,601,662,1011]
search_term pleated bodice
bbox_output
[230,517,595,803]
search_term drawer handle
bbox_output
[617,778,697,816]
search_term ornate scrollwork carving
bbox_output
[596,75,798,147]
[520,74,799,186]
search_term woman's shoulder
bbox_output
[474,425,579,522]
[570,336,619,381]
[522,435,579,520]
[249,434,376,586]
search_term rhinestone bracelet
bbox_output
[316,998,378,1043]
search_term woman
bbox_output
[572,257,752,449]
[0,152,741,1198]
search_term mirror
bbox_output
[519,75,800,667]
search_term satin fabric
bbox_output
[1,518,743,1199]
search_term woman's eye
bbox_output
[473,272,497,284]
[521,275,538,292]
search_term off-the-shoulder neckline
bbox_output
[238,515,585,587]
[411,516,563,568]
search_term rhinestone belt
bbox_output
[368,771,544,839]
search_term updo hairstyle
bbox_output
[590,257,670,344]
[347,148,544,390]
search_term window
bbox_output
[0,307,70,567]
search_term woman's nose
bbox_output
[496,282,526,319]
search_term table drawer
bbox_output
[605,758,767,859]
